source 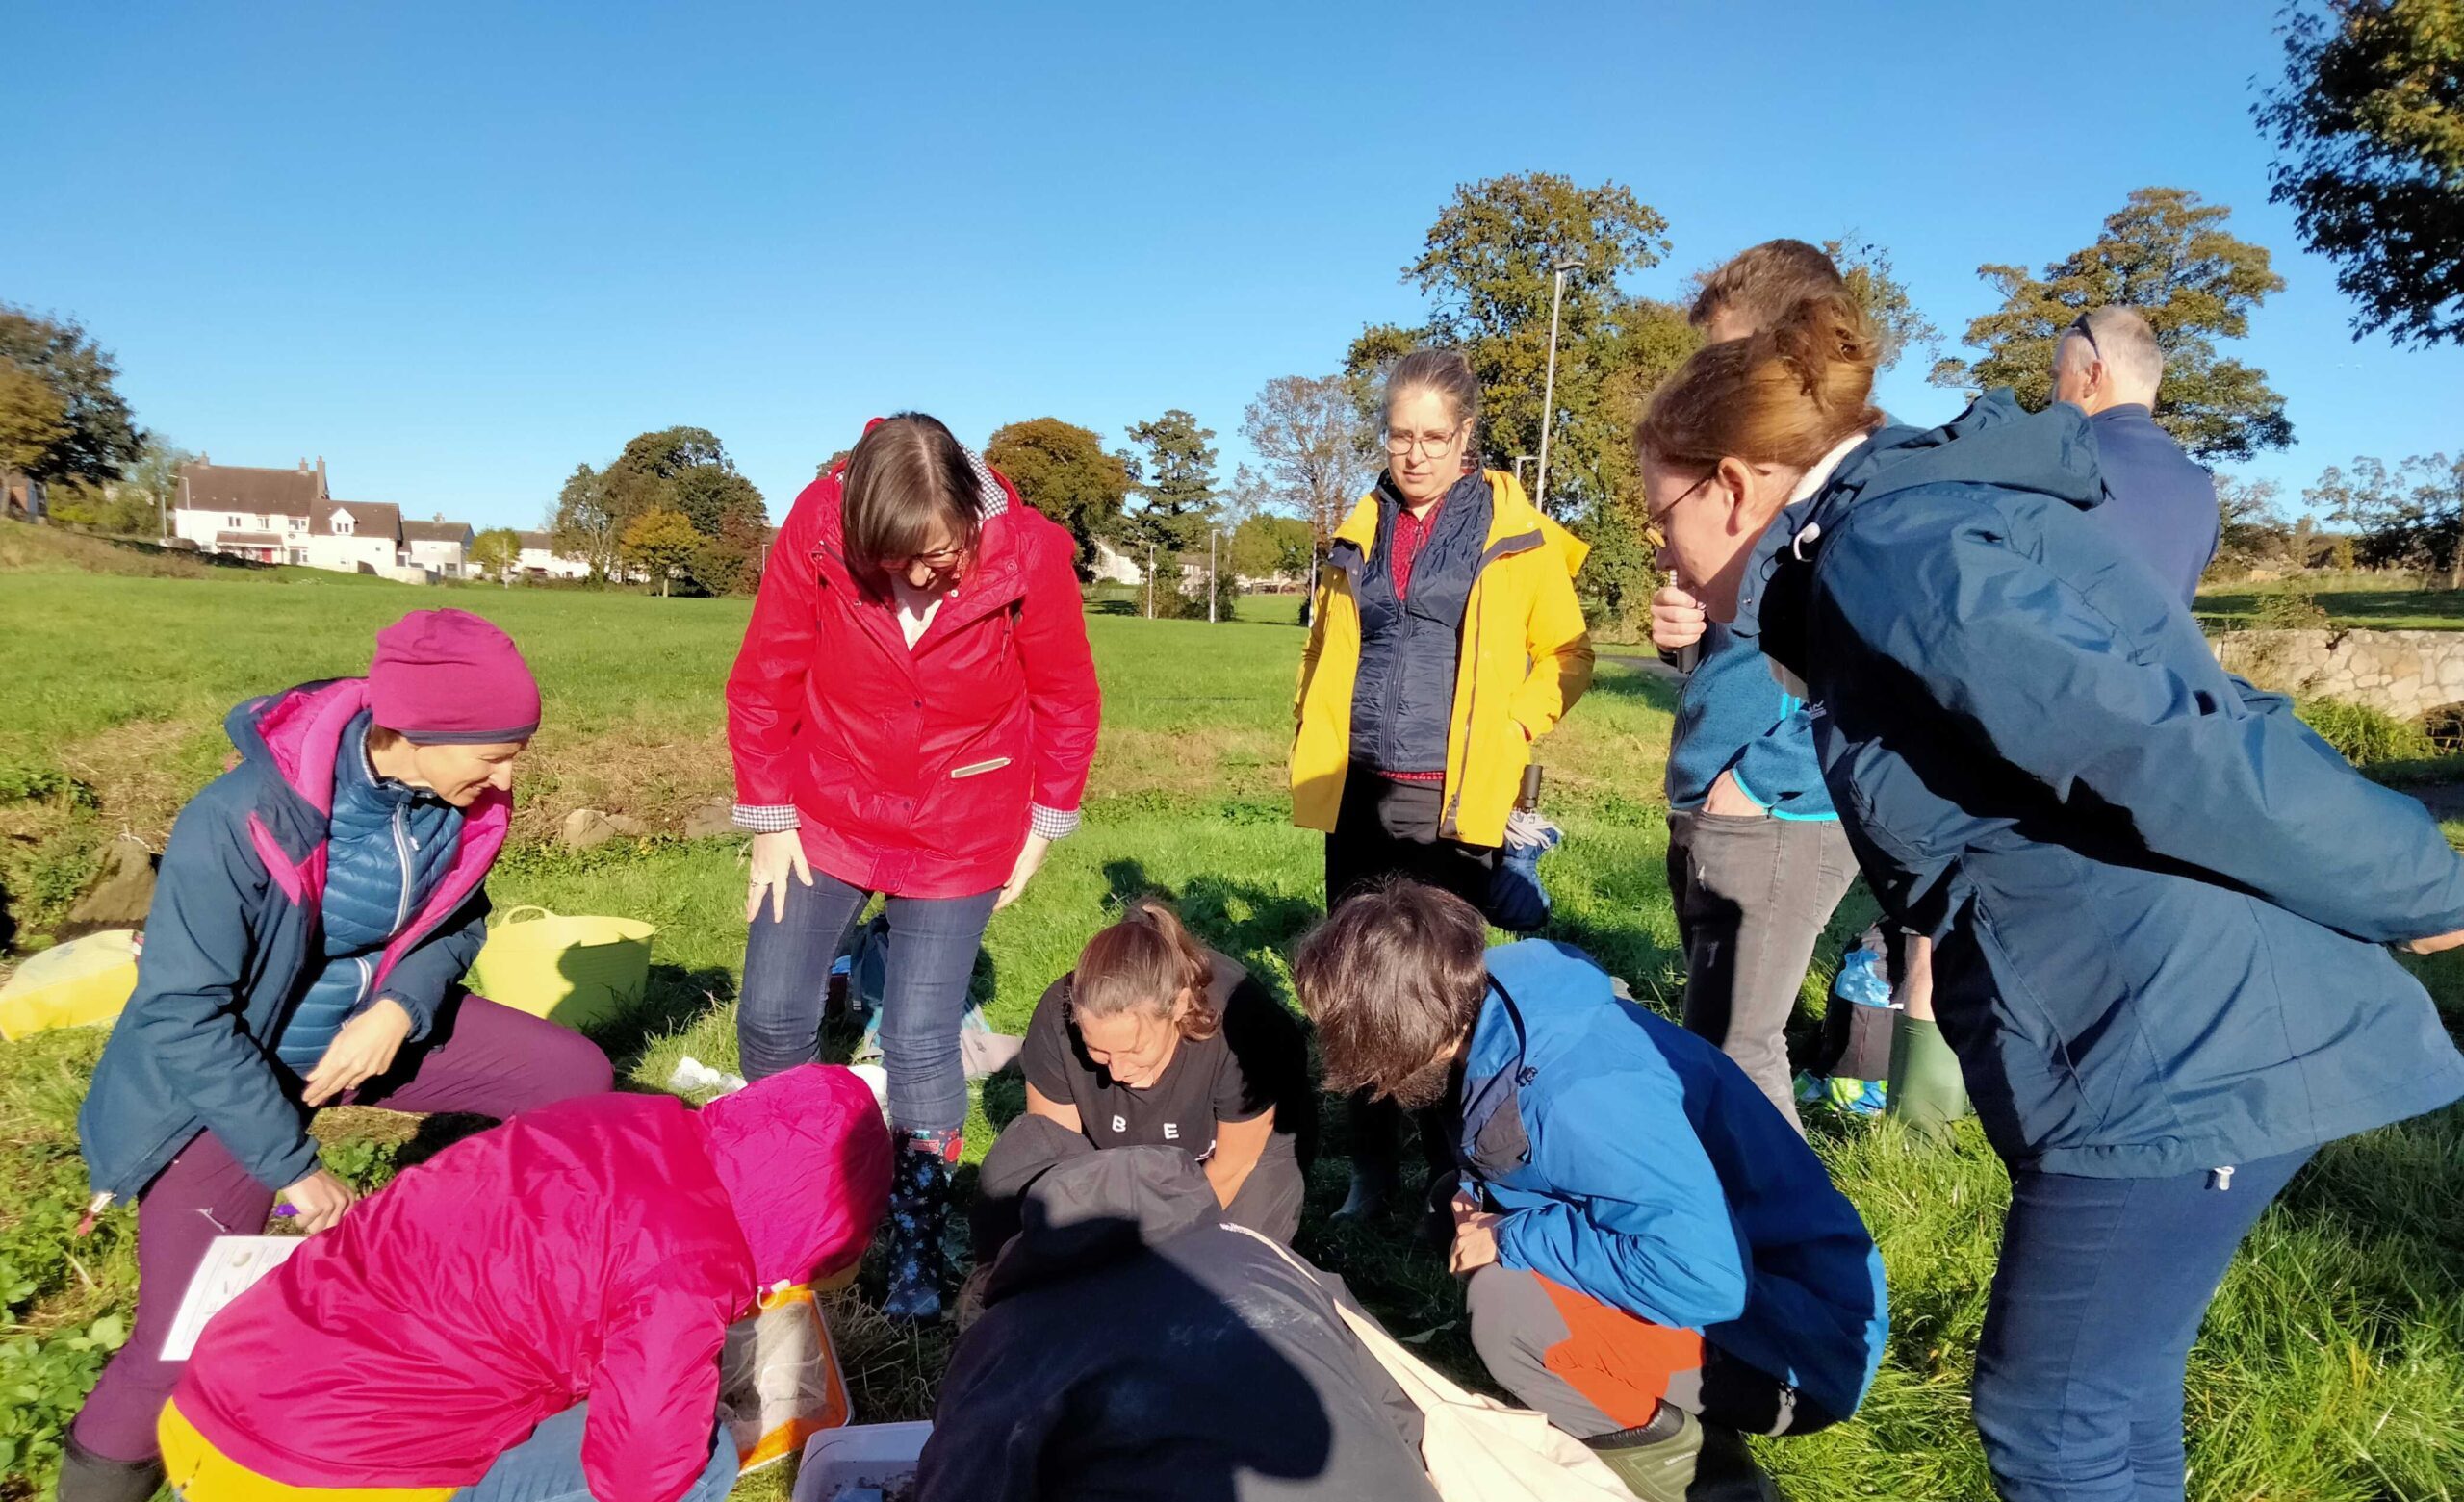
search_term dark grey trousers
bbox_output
[1665,810,1858,1131]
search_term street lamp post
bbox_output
[1533,255,1583,512]
[1208,525,1219,624]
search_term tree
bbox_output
[1239,374,1375,572]
[555,426,769,590]
[2255,1,2464,345]
[45,434,192,535]
[2211,474,2295,576]
[985,418,1132,577]
[620,507,701,597]
[1931,187,2292,462]
[2312,452,2464,583]
[1121,409,1219,554]
[1228,514,1314,582]
[1399,172,1672,517]
[0,361,69,477]
[0,305,144,487]
[1831,236,1942,375]
[470,526,522,581]
[550,464,622,578]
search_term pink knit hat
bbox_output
[368,609,541,744]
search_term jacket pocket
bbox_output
[949,757,1014,780]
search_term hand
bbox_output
[302,999,414,1107]
[2403,929,2464,955]
[995,832,1051,912]
[279,1167,359,1235]
[1650,586,1707,653]
[746,829,813,925]
[1703,769,1765,819]
[1450,1209,1502,1278]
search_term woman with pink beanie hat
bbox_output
[63,608,618,1502]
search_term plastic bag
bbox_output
[716,1286,853,1473]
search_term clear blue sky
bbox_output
[6,0,2457,531]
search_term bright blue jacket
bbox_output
[1663,620,1834,819]
[1459,940,1887,1422]
[78,681,507,1199]
[1746,394,2464,1178]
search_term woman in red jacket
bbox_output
[726,413,1101,1320]
[162,1064,890,1502]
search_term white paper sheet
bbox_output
[162,1235,302,1361]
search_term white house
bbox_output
[306,500,403,574]
[173,457,326,563]
[401,519,473,577]
[1088,537,1143,585]
[515,529,592,580]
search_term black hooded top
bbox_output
[915,1145,1439,1502]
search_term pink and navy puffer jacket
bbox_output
[173,1066,892,1502]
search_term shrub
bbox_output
[2253,586,2331,632]
[2296,697,2437,766]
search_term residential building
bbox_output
[1088,536,1142,585]
[516,529,592,580]
[308,500,403,573]
[173,457,325,563]
[402,519,473,577]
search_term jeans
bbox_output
[1971,1148,2316,1502]
[1665,809,1858,1129]
[737,868,997,1136]
[75,996,615,1464]
[452,1402,737,1502]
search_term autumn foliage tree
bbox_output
[985,418,1131,577]
[1932,187,2291,462]
[620,507,701,597]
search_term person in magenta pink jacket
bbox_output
[160,1065,891,1502]
[725,413,1101,1320]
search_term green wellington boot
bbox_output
[1585,1405,1704,1502]
[1886,1011,1971,1136]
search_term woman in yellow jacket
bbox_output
[1292,347,1593,1218]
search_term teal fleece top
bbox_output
[1664,615,1835,820]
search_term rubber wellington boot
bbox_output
[883,1129,960,1322]
[1886,1012,1971,1136]
[57,1432,166,1502]
[1584,1404,1703,1502]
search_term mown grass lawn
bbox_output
[3,558,2461,1501]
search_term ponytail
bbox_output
[1068,897,1220,1041]
[1635,289,1882,475]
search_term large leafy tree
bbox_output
[2255,0,2464,345]
[470,526,522,581]
[1227,513,1315,581]
[1121,408,1219,554]
[1239,373,1375,567]
[0,305,143,486]
[1932,187,2292,462]
[2311,451,2464,583]
[47,434,191,535]
[620,507,701,597]
[984,417,1132,577]
[1390,172,1673,518]
[553,426,767,591]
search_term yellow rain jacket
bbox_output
[1292,470,1593,849]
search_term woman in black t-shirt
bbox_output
[973,900,1315,1260]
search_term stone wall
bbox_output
[2211,628,2464,721]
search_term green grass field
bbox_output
[4,546,2462,1500]
[2196,573,2464,633]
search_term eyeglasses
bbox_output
[885,546,966,572]
[2067,313,2102,363]
[1647,471,1715,528]
[1385,422,1466,457]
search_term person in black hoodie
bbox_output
[917,1146,1440,1502]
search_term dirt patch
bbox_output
[511,721,734,844]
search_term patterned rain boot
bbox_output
[883,1128,960,1322]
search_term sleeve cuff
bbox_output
[732,803,801,833]
[1030,803,1081,840]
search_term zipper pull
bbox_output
[2208,1165,2235,1191]
[75,1192,114,1237]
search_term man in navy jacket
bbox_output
[2052,305,2220,605]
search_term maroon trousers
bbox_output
[71,995,615,1463]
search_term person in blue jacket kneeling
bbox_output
[1296,880,1886,1500]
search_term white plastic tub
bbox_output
[793,1421,932,1502]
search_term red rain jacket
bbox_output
[171,1067,891,1502]
[725,456,1101,898]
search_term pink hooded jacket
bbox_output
[171,1066,891,1502]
